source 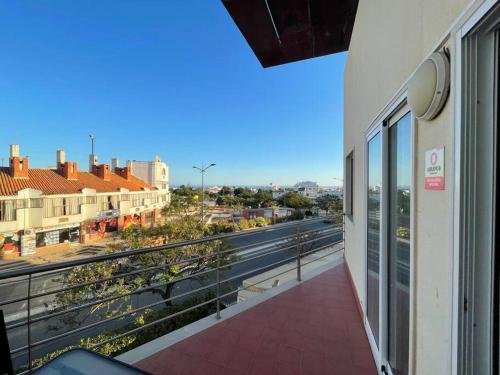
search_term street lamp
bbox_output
[89,134,96,155]
[193,163,216,222]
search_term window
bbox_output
[345,150,354,216]
[121,194,130,201]
[131,194,142,207]
[30,198,42,208]
[43,197,81,217]
[85,196,97,205]
[0,200,17,222]
[97,195,119,211]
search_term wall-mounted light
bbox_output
[407,51,450,121]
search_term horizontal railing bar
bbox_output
[299,247,345,268]
[219,254,299,285]
[91,243,346,354]
[7,267,219,329]
[0,218,330,280]
[15,295,221,374]
[26,254,216,301]
[10,239,344,364]
[89,296,218,351]
[228,224,342,253]
[19,280,220,351]
[7,223,343,370]
[220,245,344,301]
[11,237,343,330]
[25,237,343,329]
[218,239,341,289]
[220,232,341,270]
[299,239,344,258]
[22,241,342,352]
[0,226,340,305]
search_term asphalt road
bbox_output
[1,218,342,371]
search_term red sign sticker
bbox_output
[425,148,445,190]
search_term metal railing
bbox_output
[0,216,344,374]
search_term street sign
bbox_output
[425,148,445,190]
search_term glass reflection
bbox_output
[367,133,381,347]
[388,112,411,375]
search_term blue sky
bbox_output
[0,0,345,187]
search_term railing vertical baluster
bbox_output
[216,244,221,319]
[27,273,32,372]
[296,227,302,282]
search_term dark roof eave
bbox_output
[222,0,358,68]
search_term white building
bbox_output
[126,157,169,191]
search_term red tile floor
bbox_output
[136,263,377,375]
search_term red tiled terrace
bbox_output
[135,263,377,375]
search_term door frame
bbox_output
[453,1,500,374]
[364,93,416,375]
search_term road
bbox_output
[0,218,342,371]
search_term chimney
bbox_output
[89,154,98,172]
[115,166,131,180]
[9,144,29,179]
[56,149,66,168]
[111,158,119,172]
[92,164,111,180]
[56,150,78,180]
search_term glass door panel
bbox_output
[367,132,382,347]
[388,112,411,375]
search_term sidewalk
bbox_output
[0,236,125,271]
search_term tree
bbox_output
[219,186,233,195]
[53,216,236,354]
[253,190,275,208]
[279,192,313,210]
[316,194,341,214]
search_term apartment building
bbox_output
[0,145,170,258]
[127,157,169,191]
[224,0,500,374]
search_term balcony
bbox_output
[128,262,376,375]
[0,218,376,374]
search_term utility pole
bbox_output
[192,163,216,222]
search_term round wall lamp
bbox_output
[407,51,450,121]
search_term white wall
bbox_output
[343,0,471,373]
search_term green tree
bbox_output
[279,192,313,210]
[253,190,275,208]
[316,194,341,214]
[219,186,233,195]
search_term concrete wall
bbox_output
[343,0,472,373]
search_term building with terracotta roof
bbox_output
[0,145,170,258]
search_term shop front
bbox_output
[81,209,120,243]
[0,232,21,259]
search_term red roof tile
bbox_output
[0,167,155,196]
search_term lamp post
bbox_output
[193,163,216,222]
[89,134,95,155]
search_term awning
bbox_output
[222,0,358,68]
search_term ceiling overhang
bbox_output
[222,0,358,68]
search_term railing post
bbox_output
[27,273,32,372]
[216,244,221,319]
[296,227,302,282]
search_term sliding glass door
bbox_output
[366,105,412,375]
